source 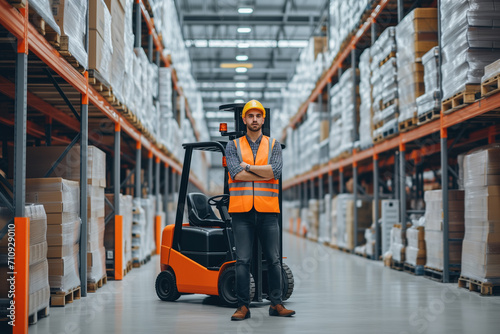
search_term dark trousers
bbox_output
[231,209,282,307]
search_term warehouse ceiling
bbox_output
[175,0,328,139]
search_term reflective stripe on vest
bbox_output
[228,135,280,213]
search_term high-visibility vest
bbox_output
[228,135,280,213]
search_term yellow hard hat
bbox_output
[242,100,266,118]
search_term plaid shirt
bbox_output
[226,134,283,180]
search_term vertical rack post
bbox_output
[400,143,407,239]
[148,30,153,63]
[328,169,334,196]
[114,123,123,280]
[13,5,29,333]
[155,157,161,255]
[339,167,345,193]
[80,71,89,296]
[398,0,404,23]
[134,0,141,48]
[373,154,380,260]
[394,151,400,200]
[441,128,450,283]
[148,151,153,195]
[136,141,142,199]
[351,48,358,143]
[353,156,358,249]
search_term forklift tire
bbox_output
[156,270,181,301]
[281,262,294,301]
[218,266,255,307]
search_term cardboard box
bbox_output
[46,212,80,225]
[88,30,107,73]
[89,0,107,37]
[48,244,76,259]
[0,204,47,247]
[48,245,79,276]
[46,220,81,246]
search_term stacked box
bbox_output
[29,0,61,35]
[22,145,106,187]
[441,0,500,101]
[51,0,88,68]
[424,190,465,270]
[25,178,81,293]
[344,196,373,251]
[462,144,500,282]
[0,205,50,319]
[482,58,500,83]
[396,8,438,123]
[299,207,309,237]
[405,225,426,266]
[390,225,405,262]
[365,224,376,257]
[88,0,113,84]
[307,199,320,241]
[132,196,156,262]
[329,69,359,158]
[104,194,133,271]
[416,47,441,117]
[318,194,332,244]
[359,48,373,150]
[329,195,339,247]
[86,185,106,285]
[371,27,399,141]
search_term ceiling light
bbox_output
[235,67,248,73]
[236,55,249,61]
[234,99,245,103]
[236,82,246,88]
[238,7,253,14]
[235,91,245,97]
[220,63,253,69]
[237,27,252,34]
[237,43,250,49]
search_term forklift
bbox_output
[155,103,294,307]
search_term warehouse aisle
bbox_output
[30,233,500,334]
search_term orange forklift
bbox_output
[155,103,294,307]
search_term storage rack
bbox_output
[282,0,500,284]
[0,1,206,331]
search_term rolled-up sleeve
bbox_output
[225,140,243,180]
[270,141,283,179]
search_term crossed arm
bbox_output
[234,162,275,181]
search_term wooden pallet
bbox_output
[307,236,318,243]
[418,108,440,125]
[423,266,460,283]
[391,260,404,271]
[29,306,49,325]
[379,51,396,67]
[106,260,133,279]
[28,8,61,48]
[87,275,108,293]
[9,0,27,8]
[132,254,152,268]
[382,127,398,140]
[398,116,418,133]
[442,85,480,114]
[403,263,424,276]
[354,251,369,259]
[50,286,81,307]
[458,276,500,296]
[481,74,500,98]
[373,132,384,144]
[382,98,399,110]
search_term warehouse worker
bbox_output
[225,100,296,321]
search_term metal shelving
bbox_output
[283,0,500,285]
[0,0,207,331]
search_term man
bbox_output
[225,99,296,321]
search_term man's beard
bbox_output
[247,123,262,132]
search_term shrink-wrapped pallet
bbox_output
[88,0,113,84]
[0,205,51,318]
[307,199,320,241]
[462,144,500,282]
[424,190,465,270]
[440,0,500,101]
[30,0,61,36]
[416,47,441,117]
[396,8,438,123]
[87,185,106,285]
[25,178,81,293]
[390,225,405,263]
[52,0,88,68]
[405,225,426,266]
[359,48,373,149]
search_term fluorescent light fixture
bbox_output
[238,7,253,14]
[235,91,245,97]
[220,63,253,69]
[237,42,250,49]
[235,67,248,73]
[236,55,249,61]
[237,27,252,34]
[234,99,245,103]
[236,82,246,88]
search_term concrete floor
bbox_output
[29,232,500,334]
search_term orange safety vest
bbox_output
[228,135,280,213]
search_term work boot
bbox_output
[269,304,296,317]
[231,306,251,321]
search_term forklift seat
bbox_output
[187,193,225,228]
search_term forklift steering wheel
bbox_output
[207,194,230,207]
